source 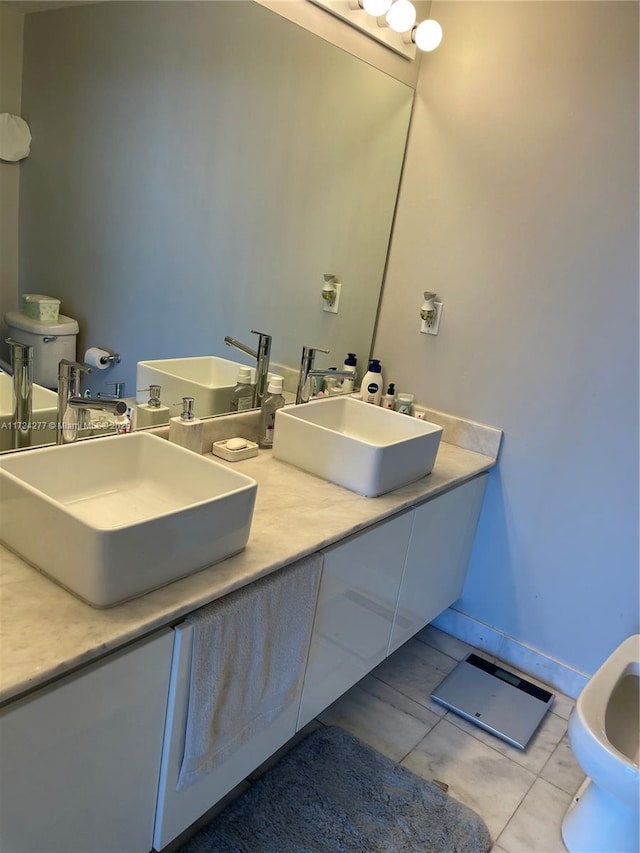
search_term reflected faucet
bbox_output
[5,338,33,450]
[295,345,353,404]
[224,330,272,408]
[57,359,127,445]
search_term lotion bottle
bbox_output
[360,359,383,405]
[258,375,285,448]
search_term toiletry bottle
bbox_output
[383,383,396,409]
[394,392,414,415]
[114,411,132,434]
[324,368,340,396]
[230,366,255,412]
[258,375,285,449]
[341,353,357,394]
[360,359,383,405]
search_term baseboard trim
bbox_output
[432,608,590,699]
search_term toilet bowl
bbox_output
[562,634,640,853]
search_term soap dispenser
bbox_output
[169,396,205,454]
[135,384,170,428]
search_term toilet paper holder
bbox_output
[84,347,121,368]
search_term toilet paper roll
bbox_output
[84,347,111,369]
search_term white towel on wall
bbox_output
[177,553,322,790]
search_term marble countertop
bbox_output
[0,441,497,706]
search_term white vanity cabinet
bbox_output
[297,510,414,730]
[298,475,488,730]
[389,473,488,653]
[0,629,173,853]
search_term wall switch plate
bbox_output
[323,282,342,314]
[420,301,443,335]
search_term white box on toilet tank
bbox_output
[5,310,79,389]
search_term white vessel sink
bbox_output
[0,432,257,607]
[272,396,443,497]
[0,371,57,450]
[136,356,258,416]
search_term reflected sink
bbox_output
[136,356,259,416]
[0,371,58,450]
[0,432,257,607]
[272,396,443,497]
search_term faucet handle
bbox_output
[250,329,272,340]
[301,345,329,361]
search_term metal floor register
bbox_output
[430,653,555,749]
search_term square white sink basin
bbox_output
[136,356,257,416]
[272,396,443,497]
[0,371,57,450]
[0,432,257,607]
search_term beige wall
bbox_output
[0,4,24,347]
[375,1,639,675]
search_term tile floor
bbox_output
[318,625,585,853]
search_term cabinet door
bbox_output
[297,510,413,730]
[0,630,173,853]
[389,474,488,655]
[154,622,302,850]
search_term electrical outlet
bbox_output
[323,282,342,314]
[420,300,443,335]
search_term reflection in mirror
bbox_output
[3,0,414,450]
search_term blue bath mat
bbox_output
[177,725,492,852]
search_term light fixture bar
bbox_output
[308,0,417,60]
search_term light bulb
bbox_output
[413,18,443,51]
[385,0,416,33]
[361,0,393,16]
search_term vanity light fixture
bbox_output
[309,0,442,58]
[384,0,416,34]
[410,18,443,51]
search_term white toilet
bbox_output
[562,634,640,853]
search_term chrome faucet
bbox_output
[295,345,353,404]
[224,330,272,407]
[5,338,33,450]
[57,359,127,445]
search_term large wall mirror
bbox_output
[2,0,414,450]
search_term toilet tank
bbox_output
[5,311,79,390]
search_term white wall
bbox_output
[375,0,639,675]
[0,5,24,349]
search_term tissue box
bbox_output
[22,294,61,323]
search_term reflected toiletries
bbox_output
[361,359,383,405]
[258,375,285,448]
[230,366,255,412]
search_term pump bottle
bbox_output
[360,359,383,405]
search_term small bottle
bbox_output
[230,366,255,412]
[394,392,414,415]
[382,383,396,409]
[114,412,132,434]
[360,359,383,405]
[341,353,358,394]
[258,375,285,449]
